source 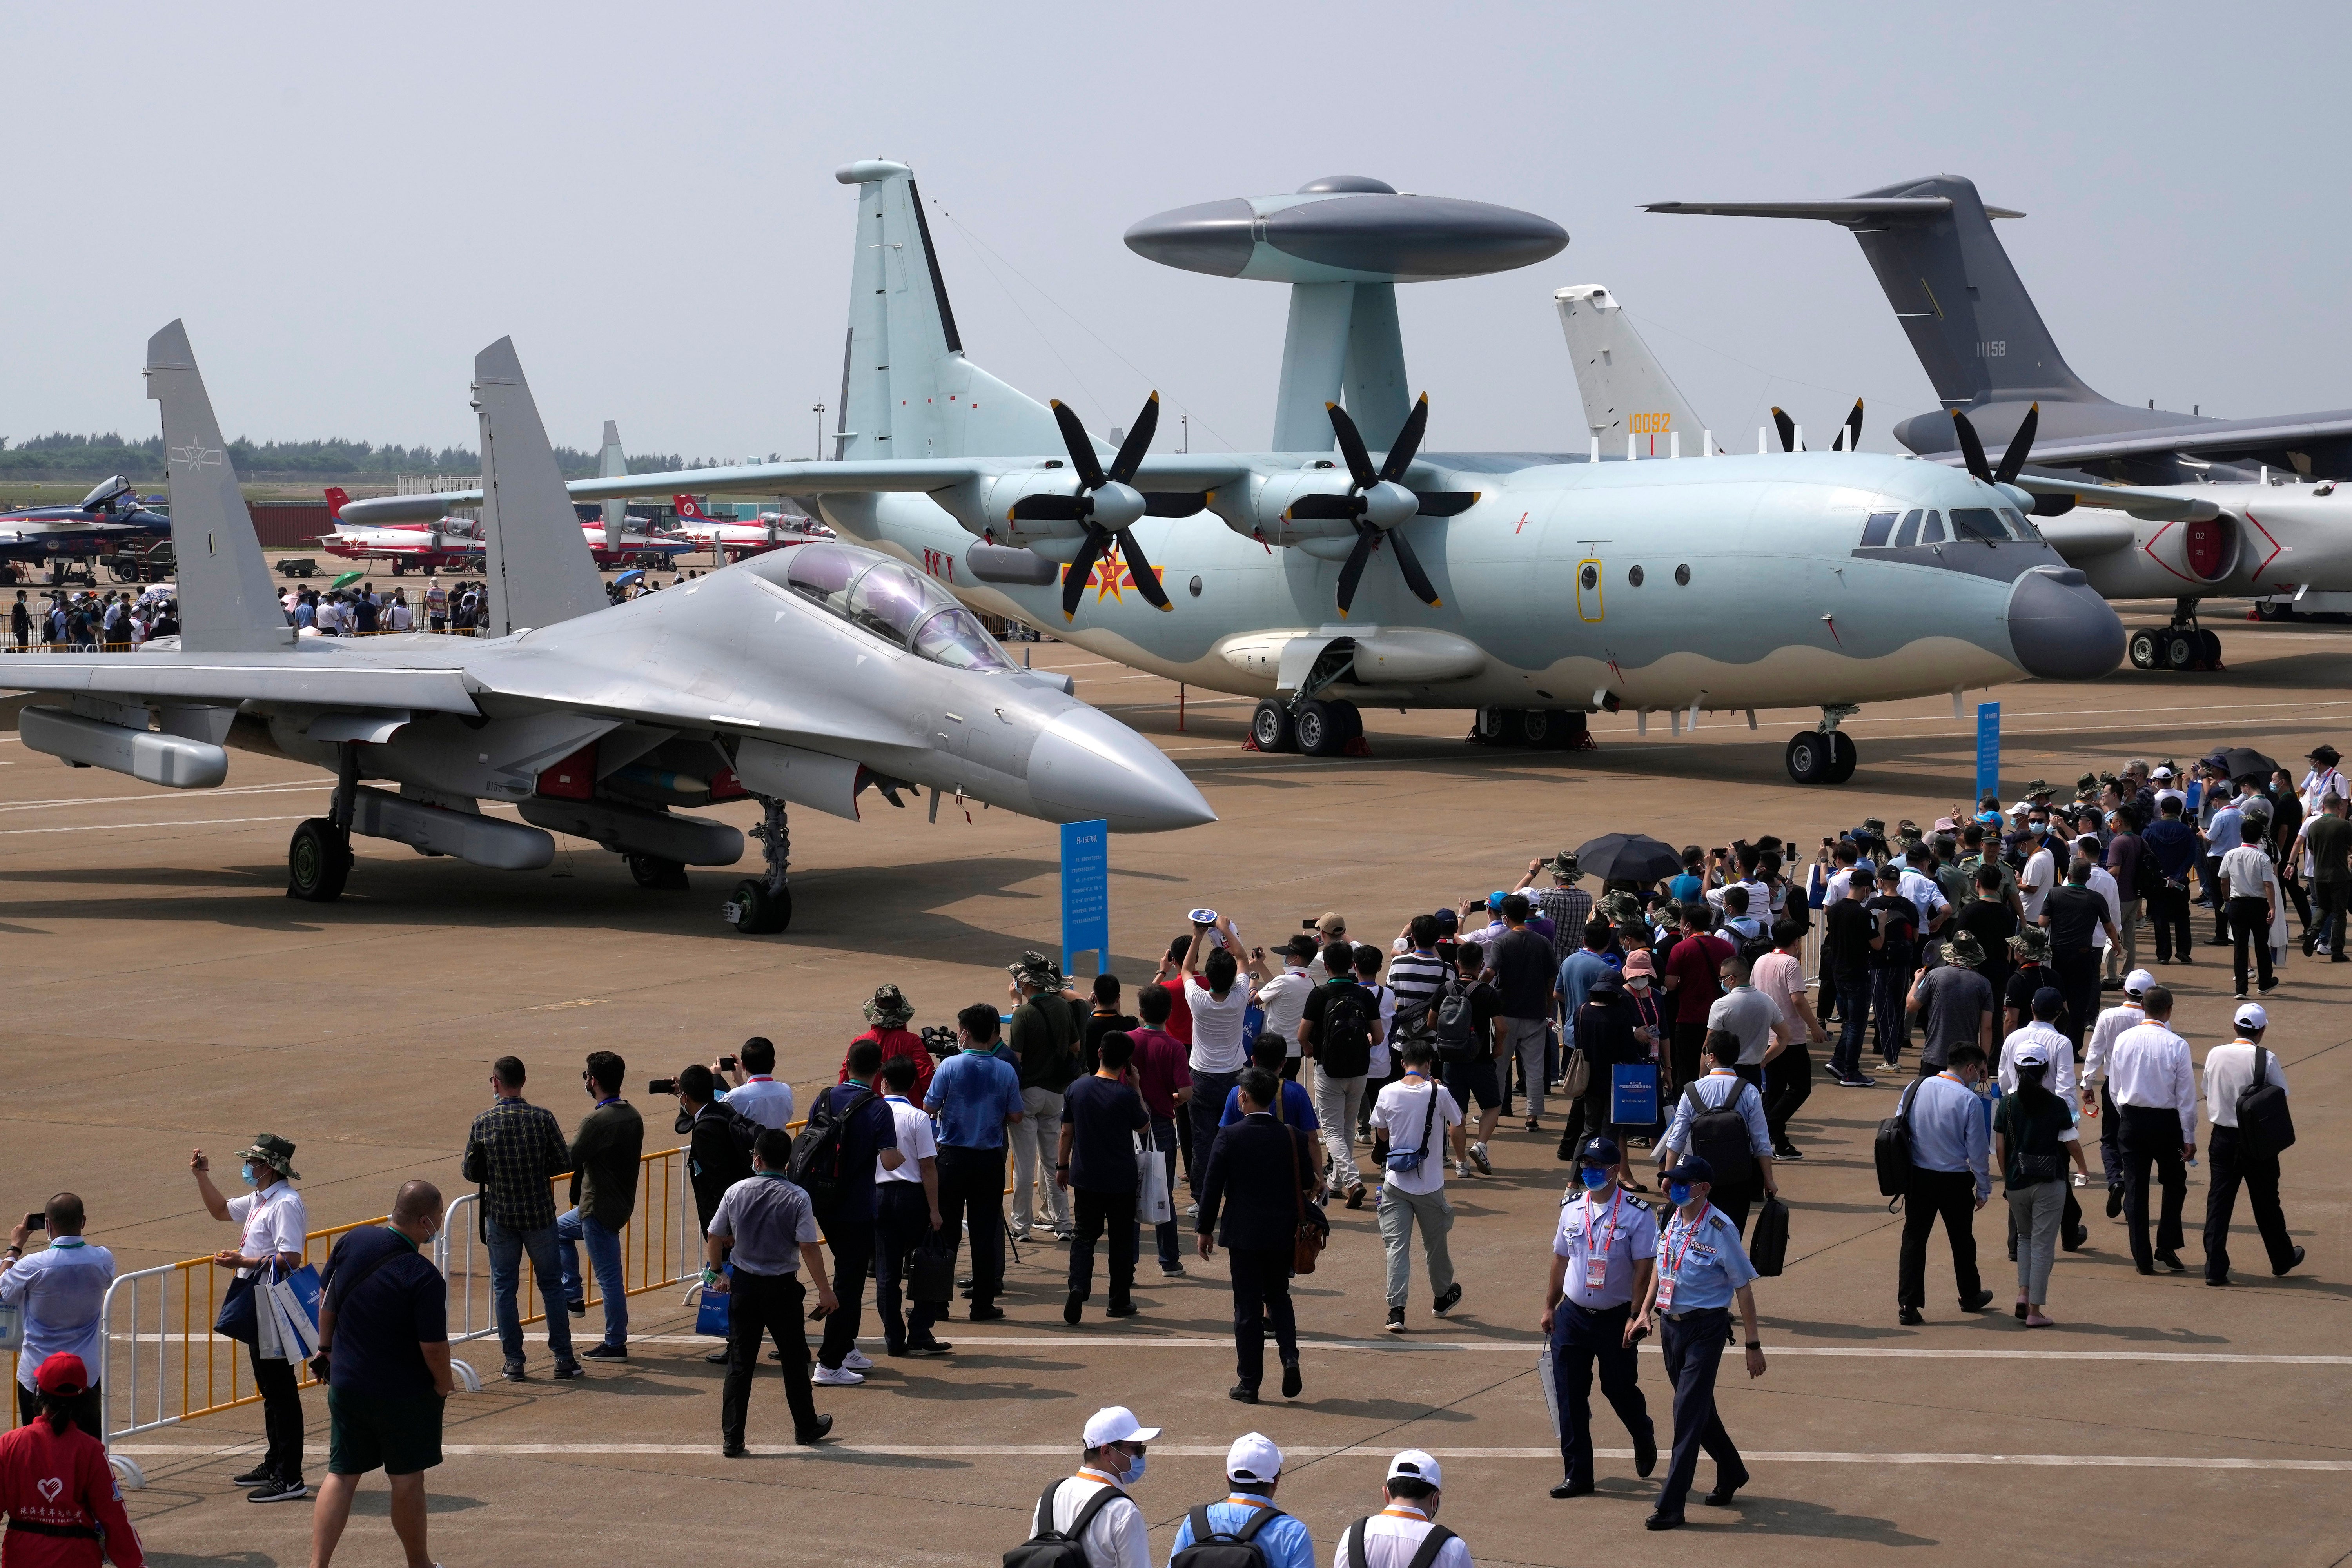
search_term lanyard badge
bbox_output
[1582,1188,1622,1291]
[1656,1213,1702,1310]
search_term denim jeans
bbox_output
[485,1215,575,1365]
[557,1207,627,1347]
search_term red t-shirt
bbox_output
[1125,1026,1194,1122]
[0,1416,145,1567]
[840,1026,934,1096]
[1152,978,1194,1047]
[1666,933,1733,1024]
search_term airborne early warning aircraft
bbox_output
[350,161,2126,786]
[3,322,1212,933]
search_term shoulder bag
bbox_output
[1287,1122,1328,1275]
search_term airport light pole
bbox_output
[813,404,826,461]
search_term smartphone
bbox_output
[24,1212,44,1233]
[717,1055,739,1073]
[648,1077,680,1096]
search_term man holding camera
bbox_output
[715,1038,794,1130]
[460,1058,581,1383]
[2,1194,114,1439]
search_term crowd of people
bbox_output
[0,745,2331,1561]
[7,587,178,651]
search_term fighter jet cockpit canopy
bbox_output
[783,542,1014,672]
[79,475,135,512]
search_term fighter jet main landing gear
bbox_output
[1785,707,1860,786]
[2126,598,2224,671]
[726,797,792,934]
[288,743,359,901]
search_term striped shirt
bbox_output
[1385,949,1450,1032]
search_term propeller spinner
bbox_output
[1010,393,1179,620]
[1285,395,1445,617]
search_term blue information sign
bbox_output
[1060,819,1110,977]
[1975,702,2001,804]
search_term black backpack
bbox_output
[1007,1480,1125,1568]
[1432,978,1481,1062]
[1874,1078,1924,1200]
[2235,1047,2296,1155]
[1170,1503,1284,1568]
[1318,984,1375,1078]
[787,1087,877,1223]
[1344,1517,1457,1568]
[2132,838,2167,902]
[1679,1082,1755,1187]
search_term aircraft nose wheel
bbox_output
[287,818,353,901]
[726,879,792,934]
[1786,731,1845,786]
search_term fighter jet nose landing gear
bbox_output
[1786,708,1859,786]
[726,797,793,934]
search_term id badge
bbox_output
[1654,1274,1676,1311]
[1584,1253,1610,1291]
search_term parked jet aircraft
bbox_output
[1646,176,2352,485]
[349,161,2126,786]
[6,323,1211,933]
[669,494,825,562]
[0,477,172,568]
[317,486,484,573]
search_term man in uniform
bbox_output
[1631,1154,1767,1531]
[1540,1136,1658,1499]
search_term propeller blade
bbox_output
[1771,407,1797,453]
[1379,393,1431,483]
[1994,402,2039,486]
[1844,398,1865,455]
[1009,494,1086,522]
[1326,403,1379,489]
[1141,491,1208,517]
[1114,528,1172,611]
[1949,410,1994,484]
[1049,400,1107,492]
[1334,522,1379,618]
[1106,392,1159,486]
[1409,490,1481,517]
[1060,529,1111,621]
[1284,493,1361,522]
[1388,525,1441,607]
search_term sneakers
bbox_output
[247,1474,308,1504]
[1385,1306,1407,1333]
[565,1297,587,1316]
[813,1363,866,1386]
[1468,1142,1492,1176]
[231,1461,276,1486]
[1160,1262,1186,1277]
[1346,1185,1367,1210]
[1773,1143,1805,1160]
[500,1359,529,1382]
[582,1343,627,1359]
[1433,1282,1463,1316]
[550,1359,586,1380]
[1450,1159,1471,1178]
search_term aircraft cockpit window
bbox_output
[1860,511,1898,547]
[784,542,864,615]
[1948,508,2004,542]
[80,475,132,512]
[1892,509,1923,548]
[845,561,938,645]
[1917,510,1946,544]
[911,605,1014,671]
[1999,508,2042,543]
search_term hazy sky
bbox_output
[7,2,2347,466]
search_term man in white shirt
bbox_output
[1256,937,1317,1078]
[2080,969,2155,1214]
[1368,1042,1466,1333]
[2217,835,2280,1000]
[1332,1451,1473,1568]
[717,1037,794,1129]
[2105,985,2197,1276]
[1028,1405,1156,1568]
[2200,1002,2303,1285]
[1181,915,1257,1192]
[871,1055,949,1357]
[2019,833,2058,923]
[192,1133,311,1500]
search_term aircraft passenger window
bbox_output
[1918,511,1946,544]
[1674,564,1690,586]
[1628,564,1645,587]
[1579,564,1598,590]
[1860,511,1898,547]
[1949,508,2003,542]
[1892,509,1922,548]
[784,542,863,615]
[911,606,1014,671]
[846,561,938,645]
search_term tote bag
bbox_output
[1136,1132,1174,1227]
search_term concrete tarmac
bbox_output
[2,605,2348,1564]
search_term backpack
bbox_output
[1874,1078,1924,1200]
[1317,984,1375,1078]
[2131,838,2166,902]
[1345,1517,1458,1568]
[2235,1047,2296,1155]
[1679,1082,1755,1188]
[787,1087,877,1223]
[1432,978,1481,1062]
[1007,1479,1125,1568]
[1170,1503,1284,1568]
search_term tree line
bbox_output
[0,433,759,483]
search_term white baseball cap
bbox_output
[2012,1040,2051,1068]
[2234,1002,2268,1031]
[2124,969,2156,997]
[2152,765,2174,779]
[1226,1432,1284,1483]
[1386,1449,1443,1490]
[1082,1406,1162,1447]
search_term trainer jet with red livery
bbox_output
[317,486,484,573]
[668,494,829,563]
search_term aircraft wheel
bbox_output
[2161,630,2198,671]
[627,853,690,890]
[1513,708,1565,748]
[1296,700,1348,757]
[1329,700,1364,744]
[727,878,792,934]
[1785,731,1835,786]
[2197,628,2223,669]
[1250,699,1297,753]
[287,818,352,902]
[2128,630,2159,670]
[1827,730,1858,784]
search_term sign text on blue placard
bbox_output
[1060,819,1110,977]
[1975,702,2001,804]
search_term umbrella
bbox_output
[2210,746,2282,785]
[614,569,646,586]
[1573,832,1683,884]
[330,570,365,590]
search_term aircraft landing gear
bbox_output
[1293,698,1362,757]
[726,797,792,934]
[2127,599,2224,671]
[1787,706,1860,786]
[289,742,359,900]
[1468,707,1588,751]
[1251,698,1295,753]
[626,853,690,890]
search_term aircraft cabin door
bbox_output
[1575,557,1604,622]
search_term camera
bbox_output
[647,1077,680,1096]
[920,1024,958,1059]
[717,1055,739,1073]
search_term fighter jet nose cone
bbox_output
[2005,566,2125,681]
[1027,708,1216,834]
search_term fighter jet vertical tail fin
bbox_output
[472,338,609,639]
[833,160,1063,462]
[143,321,295,653]
[598,419,627,553]
[1554,287,1710,456]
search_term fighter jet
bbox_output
[0,477,172,570]
[4,322,1213,932]
[349,161,2126,787]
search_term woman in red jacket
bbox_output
[0,1354,143,1568]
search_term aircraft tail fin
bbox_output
[833,160,1063,462]
[598,419,626,552]
[1554,286,1710,454]
[673,494,706,520]
[324,485,350,521]
[472,338,609,638]
[143,321,295,653]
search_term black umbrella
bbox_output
[2211,746,2283,785]
[1573,832,1684,884]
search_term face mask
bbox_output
[1116,1450,1146,1486]
[240,1162,260,1187]
[1625,976,1650,992]
[1666,1182,1694,1208]
[1579,1167,1612,1191]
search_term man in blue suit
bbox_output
[1197,1067,1319,1406]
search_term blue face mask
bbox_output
[240,1161,260,1187]
[1579,1167,1612,1191]
[1666,1182,1694,1208]
[1116,1450,1146,1486]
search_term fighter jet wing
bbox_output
[0,643,483,713]
[1938,412,2352,473]
[2007,472,2223,523]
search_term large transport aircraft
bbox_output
[349,161,2127,787]
[3,323,1212,933]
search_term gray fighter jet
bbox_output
[6,323,1212,932]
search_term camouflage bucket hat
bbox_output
[2008,925,2051,960]
[1942,931,1986,969]
[1549,851,1583,882]
[1601,891,1645,926]
[862,983,915,1027]
[1007,950,1058,989]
